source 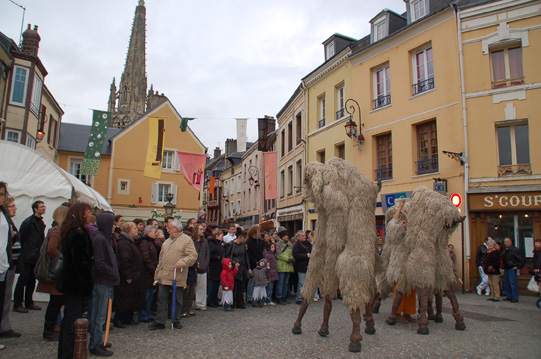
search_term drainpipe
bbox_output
[301,81,308,231]
[454,4,471,291]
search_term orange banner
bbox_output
[264,151,277,200]
[209,177,216,194]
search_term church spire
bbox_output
[111,0,148,129]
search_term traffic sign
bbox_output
[450,193,462,207]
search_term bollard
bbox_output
[74,318,89,359]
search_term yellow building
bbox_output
[58,99,206,223]
[457,0,541,292]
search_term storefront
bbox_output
[277,203,305,237]
[468,190,541,294]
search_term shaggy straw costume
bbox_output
[291,158,380,353]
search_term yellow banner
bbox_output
[143,117,165,179]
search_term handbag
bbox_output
[527,276,540,293]
[47,251,65,282]
[34,229,55,284]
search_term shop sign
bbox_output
[381,191,413,212]
[469,192,541,211]
[277,204,305,222]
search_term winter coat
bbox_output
[292,239,312,273]
[246,237,263,270]
[19,214,46,264]
[113,232,145,312]
[36,226,63,295]
[137,235,157,288]
[476,243,488,267]
[220,258,238,290]
[90,213,120,287]
[7,216,19,270]
[252,259,268,287]
[194,239,210,273]
[207,237,225,281]
[56,227,93,297]
[502,245,526,270]
[263,249,278,281]
[275,238,294,273]
[230,241,249,280]
[154,232,198,287]
[530,248,541,275]
[484,249,501,275]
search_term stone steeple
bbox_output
[110,0,148,129]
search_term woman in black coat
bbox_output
[113,222,145,328]
[207,228,225,307]
[136,226,158,323]
[230,230,249,309]
[57,203,93,359]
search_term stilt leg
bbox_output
[371,292,381,314]
[318,296,332,337]
[444,282,465,331]
[385,291,403,325]
[292,300,310,334]
[348,309,362,353]
[417,287,431,335]
[364,302,376,335]
[427,296,435,321]
[435,293,443,323]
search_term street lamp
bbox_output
[36,128,45,143]
[344,99,365,150]
[164,192,175,216]
[248,166,259,187]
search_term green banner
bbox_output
[81,110,111,175]
[180,117,194,132]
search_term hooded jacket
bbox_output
[275,238,294,273]
[263,248,278,281]
[220,258,238,291]
[90,213,120,287]
[252,258,269,287]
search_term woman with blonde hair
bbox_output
[37,205,69,341]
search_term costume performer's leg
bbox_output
[371,292,381,314]
[348,308,363,353]
[434,293,444,323]
[292,300,310,334]
[364,302,376,335]
[416,287,431,335]
[427,296,435,320]
[444,282,465,330]
[318,295,332,337]
[385,291,403,325]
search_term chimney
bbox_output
[21,24,41,57]
[225,138,237,157]
[236,118,247,152]
[265,115,276,133]
[213,147,221,159]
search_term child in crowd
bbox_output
[251,259,269,307]
[220,258,239,311]
[263,243,278,305]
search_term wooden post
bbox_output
[74,318,89,359]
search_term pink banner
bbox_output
[177,151,207,192]
[264,151,277,200]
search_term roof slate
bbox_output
[58,122,120,155]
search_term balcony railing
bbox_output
[492,77,524,89]
[336,108,345,120]
[416,157,439,174]
[412,77,435,95]
[318,118,326,128]
[375,167,393,180]
[498,163,531,176]
[373,94,391,109]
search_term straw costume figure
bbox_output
[291,157,381,353]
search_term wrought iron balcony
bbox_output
[416,157,439,174]
[373,94,391,109]
[318,118,326,128]
[412,77,435,95]
[375,167,392,180]
[336,108,345,120]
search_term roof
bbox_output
[322,32,358,45]
[58,122,120,155]
[455,0,500,10]
[276,83,303,119]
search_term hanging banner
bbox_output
[236,118,247,152]
[144,117,165,179]
[81,110,110,175]
[177,151,207,191]
[264,151,277,200]
[209,176,216,194]
[258,118,269,151]
[180,117,194,132]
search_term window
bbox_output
[30,76,43,116]
[326,42,335,60]
[411,0,427,22]
[158,184,171,202]
[335,143,345,160]
[497,123,531,176]
[281,130,285,157]
[118,179,130,194]
[287,166,293,195]
[70,159,91,185]
[224,180,228,196]
[248,189,251,210]
[296,113,302,145]
[296,160,302,193]
[287,122,293,152]
[416,121,438,174]
[26,136,36,150]
[52,120,58,147]
[230,177,235,194]
[237,174,241,192]
[47,115,54,144]
[224,203,228,218]
[162,151,174,170]
[319,97,326,128]
[6,130,21,143]
[280,170,285,198]
[317,150,326,164]
[373,65,391,109]
[10,66,28,105]
[373,17,387,42]
[237,199,241,214]
[412,46,434,95]
[336,86,345,120]
[491,46,524,89]
[376,134,392,180]
[230,201,235,216]
[243,164,246,182]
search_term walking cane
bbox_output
[171,267,177,329]
[103,297,112,346]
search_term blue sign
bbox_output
[434,182,447,195]
[381,191,413,212]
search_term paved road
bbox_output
[1,293,540,358]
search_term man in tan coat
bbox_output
[149,219,198,330]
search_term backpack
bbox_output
[34,228,55,284]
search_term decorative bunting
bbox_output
[81,110,110,176]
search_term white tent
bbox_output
[0,140,112,229]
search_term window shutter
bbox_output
[174,151,181,172]
[172,185,178,204]
[151,183,158,203]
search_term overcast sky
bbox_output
[2,0,406,153]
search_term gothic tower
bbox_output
[109,0,148,129]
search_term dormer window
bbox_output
[326,42,335,60]
[373,16,387,42]
[410,0,428,22]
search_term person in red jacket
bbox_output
[220,258,239,311]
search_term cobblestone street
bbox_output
[1,293,540,358]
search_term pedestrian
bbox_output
[88,212,119,357]
[529,238,541,303]
[263,242,278,305]
[183,218,196,236]
[13,200,47,313]
[251,259,269,307]
[484,238,501,302]
[113,215,124,241]
[448,244,457,271]
[0,182,14,350]
[207,227,225,307]
[246,224,262,303]
[149,219,198,330]
[113,222,145,328]
[476,237,490,296]
[197,210,206,224]
[502,237,526,303]
[133,218,145,239]
[230,230,249,309]
[275,228,294,305]
[292,230,312,304]
[56,203,94,359]
[223,223,236,245]
[193,223,210,311]
[220,258,239,311]
[36,205,69,341]
[136,225,158,323]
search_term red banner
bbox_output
[264,151,277,200]
[177,151,207,192]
